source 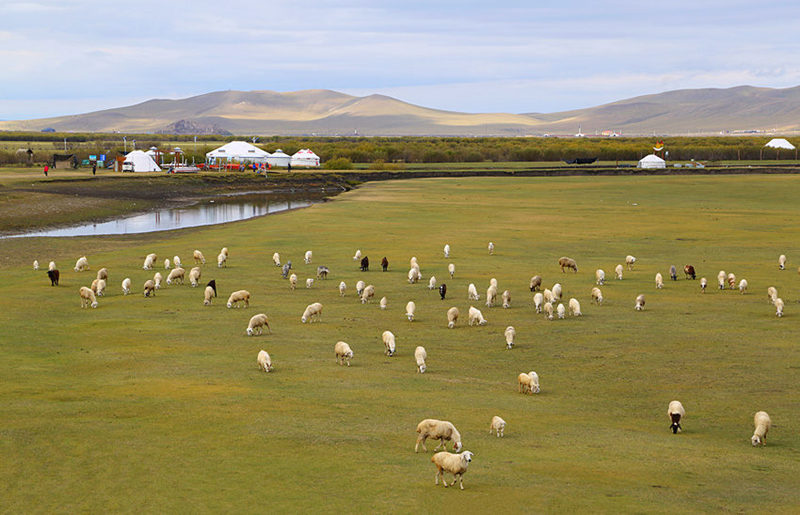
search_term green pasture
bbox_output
[1,175,799,512]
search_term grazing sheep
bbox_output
[767,286,778,304]
[468,283,479,301]
[281,262,292,279]
[381,256,389,271]
[568,298,581,316]
[717,270,726,290]
[164,258,171,270]
[289,274,298,290]
[206,279,217,297]
[304,250,312,264]
[301,302,323,323]
[668,400,685,434]
[448,263,455,279]
[626,255,637,270]
[414,346,427,373]
[439,283,447,300]
[443,244,450,258]
[122,277,131,295]
[338,281,346,296]
[193,250,205,265]
[143,253,156,270]
[684,265,696,279]
[415,419,462,453]
[143,279,156,297]
[488,242,495,255]
[431,451,474,490]
[203,285,214,305]
[615,264,624,280]
[556,303,566,319]
[447,307,459,328]
[779,254,786,270]
[774,298,784,317]
[189,267,201,287]
[700,277,707,292]
[382,330,396,356]
[596,269,605,285]
[485,285,497,308]
[217,252,227,268]
[635,294,645,311]
[727,273,736,290]
[74,256,89,272]
[33,259,39,271]
[91,278,99,294]
[380,296,388,310]
[502,289,511,309]
[96,268,108,281]
[738,279,748,294]
[360,256,369,271]
[356,280,366,297]
[353,249,362,261]
[306,278,314,289]
[220,247,228,258]
[529,275,542,291]
[468,305,486,326]
[410,256,418,268]
[518,371,540,394]
[247,313,271,336]
[166,267,185,286]
[48,261,56,271]
[257,349,273,372]
[490,416,506,437]
[272,252,281,266]
[226,290,250,308]
[489,278,498,289]
[361,284,375,304]
[428,276,437,290]
[173,255,182,268]
[543,301,554,320]
[94,279,106,297]
[669,265,677,281]
[751,411,771,447]
[79,286,98,308]
[559,256,578,273]
[153,272,163,290]
[47,269,60,286]
[655,273,663,289]
[543,288,554,304]
[533,292,544,313]
[552,283,562,301]
[406,301,416,321]
[316,266,329,279]
[408,268,421,284]
[591,287,603,305]
[334,341,354,366]
[504,326,515,349]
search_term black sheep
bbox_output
[381,257,388,271]
[439,283,447,300]
[360,256,369,271]
[206,279,217,297]
[47,269,59,286]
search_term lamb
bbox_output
[529,275,542,291]
[738,279,748,294]
[338,281,346,296]
[717,270,726,290]
[356,280,365,296]
[173,255,182,268]
[635,294,645,311]
[414,346,427,373]
[502,290,511,309]
[490,416,506,437]
[488,241,495,255]
[74,256,89,272]
[164,258,171,270]
[47,269,60,286]
[684,265,696,280]
[203,285,214,305]
[615,264,624,280]
[543,288,554,304]
[408,268,421,284]
[272,252,281,266]
[700,277,707,292]
[591,287,603,304]
[304,250,312,264]
[568,298,581,316]
[596,269,605,285]
[543,302,554,320]
[667,400,685,434]
[380,296,388,310]
[193,250,205,265]
[533,292,544,313]
[556,303,566,319]
[727,272,736,290]
[166,267,185,285]
[257,349,273,372]
[361,284,375,304]
[518,371,540,394]
[217,252,227,268]
[360,256,369,271]
[468,305,486,326]
[79,286,98,308]
[655,273,663,289]
[439,284,447,300]
[122,277,131,295]
[48,261,56,271]
[143,279,156,297]
[774,298,784,317]
[669,265,677,281]
[306,278,314,289]
[94,279,106,297]
[428,276,437,290]
[406,301,416,321]
[447,307,459,328]
[316,266,329,279]
[467,283,479,301]
[767,286,778,304]
[153,272,163,290]
[504,325,515,349]
[382,330,396,356]
[247,313,271,336]
[353,249,361,261]
[431,451,474,490]
[448,263,455,279]
[444,244,450,258]
[189,267,201,287]
[779,254,786,270]
[751,411,771,447]
[281,262,292,279]
[626,255,637,270]
[289,274,298,290]
[143,253,156,270]
[226,290,250,308]
[381,257,388,271]
[334,341,353,366]
[485,285,497,307]
[96,268,108,281]
[33,259,39,270]
[415,419,462,453]
[552,283,562,301]
[559,256,578,273]
[301,302,323,323]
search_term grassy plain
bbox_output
[1,175,799,512]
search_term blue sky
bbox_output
[2,0,799,119]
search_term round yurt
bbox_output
[637,154,666,169]
[291,149,321,168]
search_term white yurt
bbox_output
[123,150,161,172]
[290,149,321,168]
[637,154,666,169]
[205,141,271,165]
[267,149,291,167]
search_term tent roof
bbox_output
[765,138,796,150]
[270,149,291,158]
[292,149,319,158]
[206,141,271,159]
[124,150,161,172]
[639,154,665,163]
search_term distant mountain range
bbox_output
[2,85,799,136]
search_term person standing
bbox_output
[43,164,49,176]
[92,162,97,175]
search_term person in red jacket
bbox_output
[43,164,49,176]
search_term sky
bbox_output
[2,0,800,119]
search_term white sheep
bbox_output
[79,286,98,308]
[504,325,515,349]
[489,278,498,289]
[543,288,554,305]
[415,419,462,453]
[443,244,450,258]
[552,283,562,301]
[410,256,418,268]
[334,341,353,366]
[655,272,663,289]
[91,278,99,294]
[668,400,685,434]
[543,301,554,320]
[556,303,566,319]
[143,253,156,270]
[272,252,281,266]
[408,268,421,284]
[33,259,39,271]
[153,272,163,290]
[489,416,506,437]
[447,306,459,328]
[626,255,636,270]
[304,250,312,264]
[406,301,416,321]
[164,258,171,270]
[502,290,511,309]
[353,249,361,261]
[431,451,474,490]
[635,294,645,311]
[166,267,185,285]
[193,249,205,265]
[767,286,778,304]
[48,261,56,271]
[95,279,106,297]
[428,276,437,290]
[173,255,182,268]
[217,252,227,268]
[122,277,131,295]
[717,270,726,290]
[591,287,603,304]
[338,281,346,296]
[568,298,581,316]
[774,298,784,317]
[779,254,786,270]
[751,411,771,446]
[529,275,542,291]
[96,268,108,281]
[301,302,323,323]
[382,330,396,356]
[220,247,228,258]
[356,280,366,296]
[203,285,214,305]
[247,313,271,336]
[738,279,748,294]
[447,263,455,279]
[488,242,495,255]
[615,264,623,280]
[468,305,486,326]
[467,283,479,301]
[380,296,388,310]
[700,277,707,292]
[533,292,544,313]
[485,285,497,308]
[518,371,540,394]
[288,273,297,290]
[143,279,156,297]
[306,278,314,289]
[257,349,273,372]
[408,347,425,376]
[74,256,89,272]
[226,290,250,308]
[596,269,605,285]
[361,285,375,304]
[727,272,736,290]
[189,267,201,287]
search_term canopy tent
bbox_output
[267,149,291,167]
[123,150,161,172]
[762,138,797,160]
[637,154,665,169]
[205,141,271,164]
[290,149,320,168]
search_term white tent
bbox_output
[267,149,291,167]
[637,154,666,169]
[205,141,271,164]
[765,138,796,150]
[291,149,320,168]
[123,150,161,172]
